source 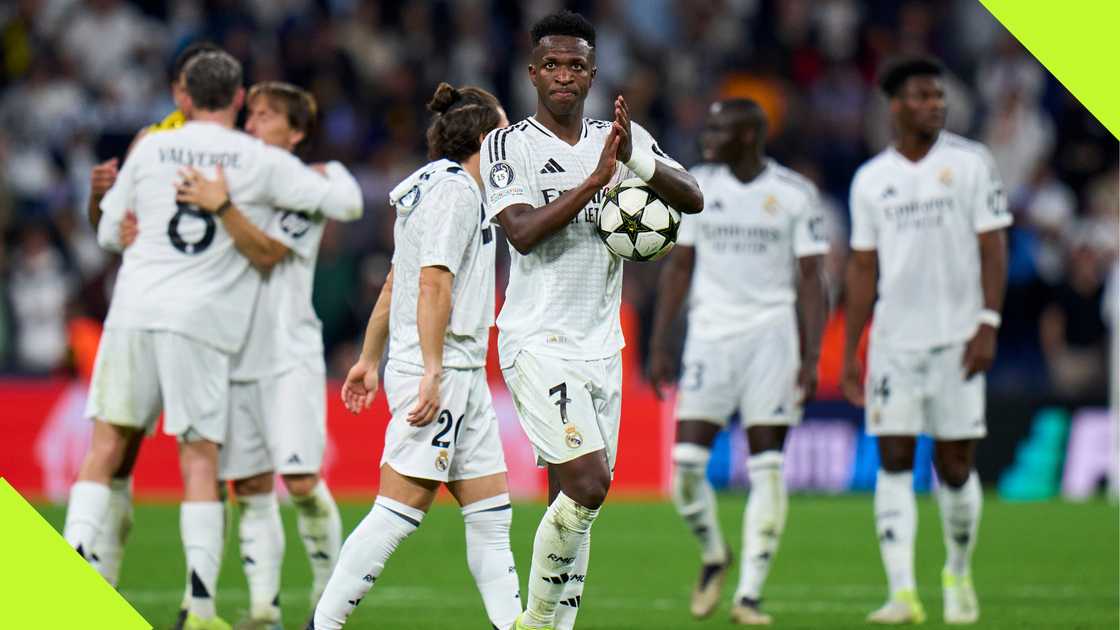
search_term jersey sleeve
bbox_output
[263,148,363,221]
[793,188,830,258]
[265,209,320,260]
[848,170,878,251]
[418,180,477,276]
[971,145,1012,233]
[481,128,534,221]
[630,122,684,171]
[98,139,147,251]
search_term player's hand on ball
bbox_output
[591,125,621,188]
[841,357,865,407]
[408,371,441,426]
[962,324,997,380]
[90,158,119,197]
[175,165,230,213]
[341,358,378,414]
[613,95,632,163]
[120,210,138,248]
[648,347,675,400]
[796,362,819,404]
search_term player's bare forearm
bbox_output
[978,228,1008,313]
[645,163,703,214]
[360,269,394,363]
[417,266,453,375]
[797,255,828,364]
[88,195,103,230]
[497,179,606,254]
[651,245,695,350]
[843,249,878,362]
[219,207,290,273]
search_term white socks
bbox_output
[875,470,917,596]
[64,480,110,564]
[312,496,423,630]
[238,492,285,622]
[181,501,225,619]
[735,451,788,602]
[553,530,590,630]
[522,492,599,628]
[90,478,133,586]
[462,494,520,630]
[292,480,343,605]
[937,471,981,577]
[671,443,728,565]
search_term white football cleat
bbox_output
[942,569,979,624]
[867,589,927,624]
[729,598,772,625]
[690,551,732,618]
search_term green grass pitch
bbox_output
[39,495,1118,629]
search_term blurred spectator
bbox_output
[7,220,75,373]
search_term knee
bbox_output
[936,462,972,488]
[283,473,319,498]
[234,473,274,497]
[567,473,610,510]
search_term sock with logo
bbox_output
[312,496,423,630]
[734,451,788,602]
[522,492,599,628]
[181,501,224,619]
[937,471,981,577]
[671,443,728,565]
[292,480,343,605]
[88,477,133,586]
[64,480,111,566]
[875,469,917,597]
[552,530,591,630]
[462,494,520,630]
[238,492,285,622]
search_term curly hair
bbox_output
[530,10,596,47]
[425,82,503,162]
[878,56,944,97]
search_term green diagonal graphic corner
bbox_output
[0,479,151,629]
[981,0,1120,139]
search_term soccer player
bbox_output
[479,11,702,630]
[842,57,1009,625]
[648,99,830,625]
[310,82,518,630]
[64,51,362,630]
[172,81,358,629]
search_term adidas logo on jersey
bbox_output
[539,158,566,174]
[287,453,302,465]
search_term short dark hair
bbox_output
[530,10,596,47]
[425,82,503,162]
[719,98,767,133]
[171,41,222,83]
[183,51,243,111]
[878,56,944,97]
[248,81,318,148]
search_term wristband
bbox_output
[625,147,656,181]
[214,197,232,216]
[977,308,1001,329]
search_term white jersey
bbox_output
[230,210,327,381]
[98,122,362,354]
[850,131,1011,350]
[678,160,829,338]
[482,117,683,367]
[387,159,495,370]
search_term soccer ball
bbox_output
[596,178,681,261]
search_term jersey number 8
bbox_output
[168,202,216,255]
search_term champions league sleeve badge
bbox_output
[488,162,515,189]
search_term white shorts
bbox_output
[85,329,230,443]
[219,361,327,480]
[675,314,802,427]
[380,361,507,483]
[864,342,987,440]
[502,351,623,471]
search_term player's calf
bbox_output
[179,439,227,622]
[285,473,343,606]
[462,493,520,630]
[523,492,599,628]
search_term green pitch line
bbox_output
[38,495,1118,629]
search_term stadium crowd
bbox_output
[0,0,1115,399]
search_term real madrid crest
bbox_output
[564,425,583,449]
[938,168,953,186]
[763,194,779,215]
[435,449,449,472]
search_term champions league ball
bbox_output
[596,177,681,261]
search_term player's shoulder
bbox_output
[484,118,536,164]
[851,150,895,190]
[936,131,994,165]
[689,162,728,185]
[767,160,818,200]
